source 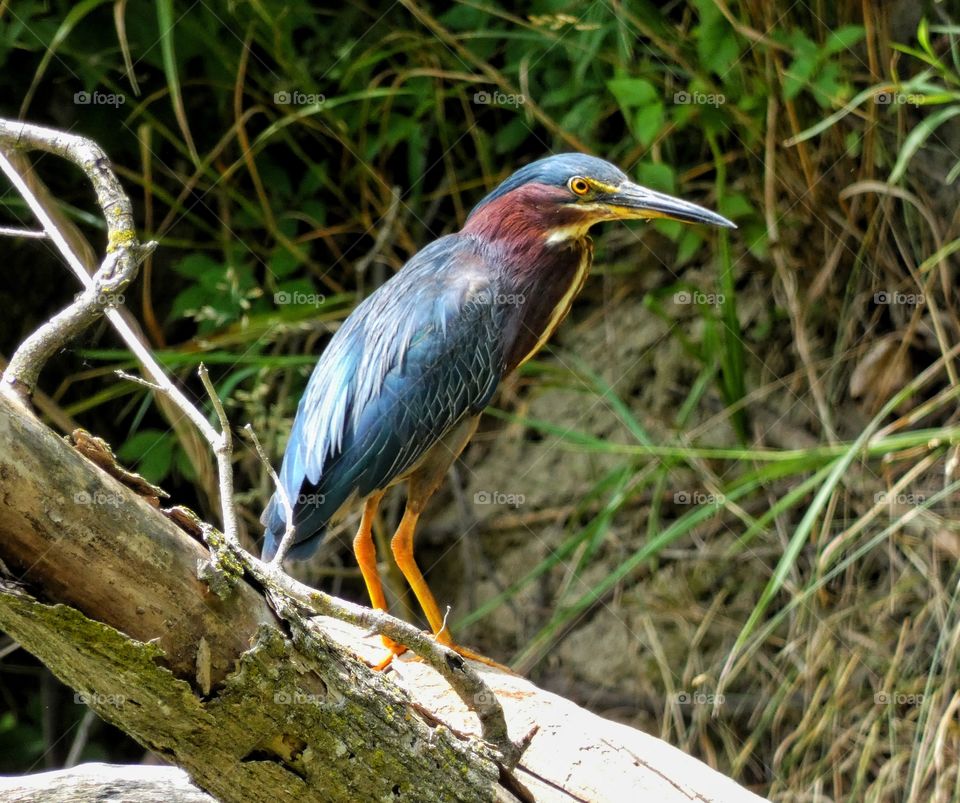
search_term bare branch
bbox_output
[3,244,155,400]
[242,423,296,564]
[0,225,46,238]
[115,369,163,392]
[197,363,242,551]
[0,144,153,400]
[0,120,217,447]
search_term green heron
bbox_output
[262,153,734,664]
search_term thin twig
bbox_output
[197,363,241,550]
[2,250,134,399]
[242,423,296,564]
[239,424,518,759]
[115,369,163,392]
[0,226,46,238]
[353,185,401,284]
[64,709,97,769]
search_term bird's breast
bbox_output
[503,239,594,373]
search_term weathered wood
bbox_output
[0,388,767,802]
[0,762,216,802]
[0,389,276,688]
[0,582,507,802]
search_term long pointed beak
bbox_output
[603,181,736,228]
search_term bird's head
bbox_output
[464,153,735,245]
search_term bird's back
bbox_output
[261,234,507,559]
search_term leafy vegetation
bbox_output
[2,1,960,799]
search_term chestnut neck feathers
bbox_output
[460,182,594,373]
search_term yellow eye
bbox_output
[569,176,591,196]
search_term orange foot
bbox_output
[368,633,511,673]
[371,635,407,671]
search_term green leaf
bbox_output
[917,17,933,59]
[493,117,529,153]
[652,219,683,240]
[170,285,210,322]
[784,57,818,100]
[633,162,675,194]
[744,223,770,259]
[632,102,664,146]
[269,247,300,278]
[173,253,223,281]
[175,448,197,483]
[676,228,704,265]
[607,77,657,109]
[118,430,174,484]
[560,96,603,138]
[823,25,866,55]
[693,0,741,76]
[718,192,753,220]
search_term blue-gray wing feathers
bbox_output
[261,235,504,559]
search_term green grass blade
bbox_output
[156,0,200,165]
[19,0,112,116]
[889,105,960,183]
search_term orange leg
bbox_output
[391,490,509,670]
[390,504,448,638]
[352,492,405,665]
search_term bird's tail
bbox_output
[259,494,287,561]
[260,487,333,561]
